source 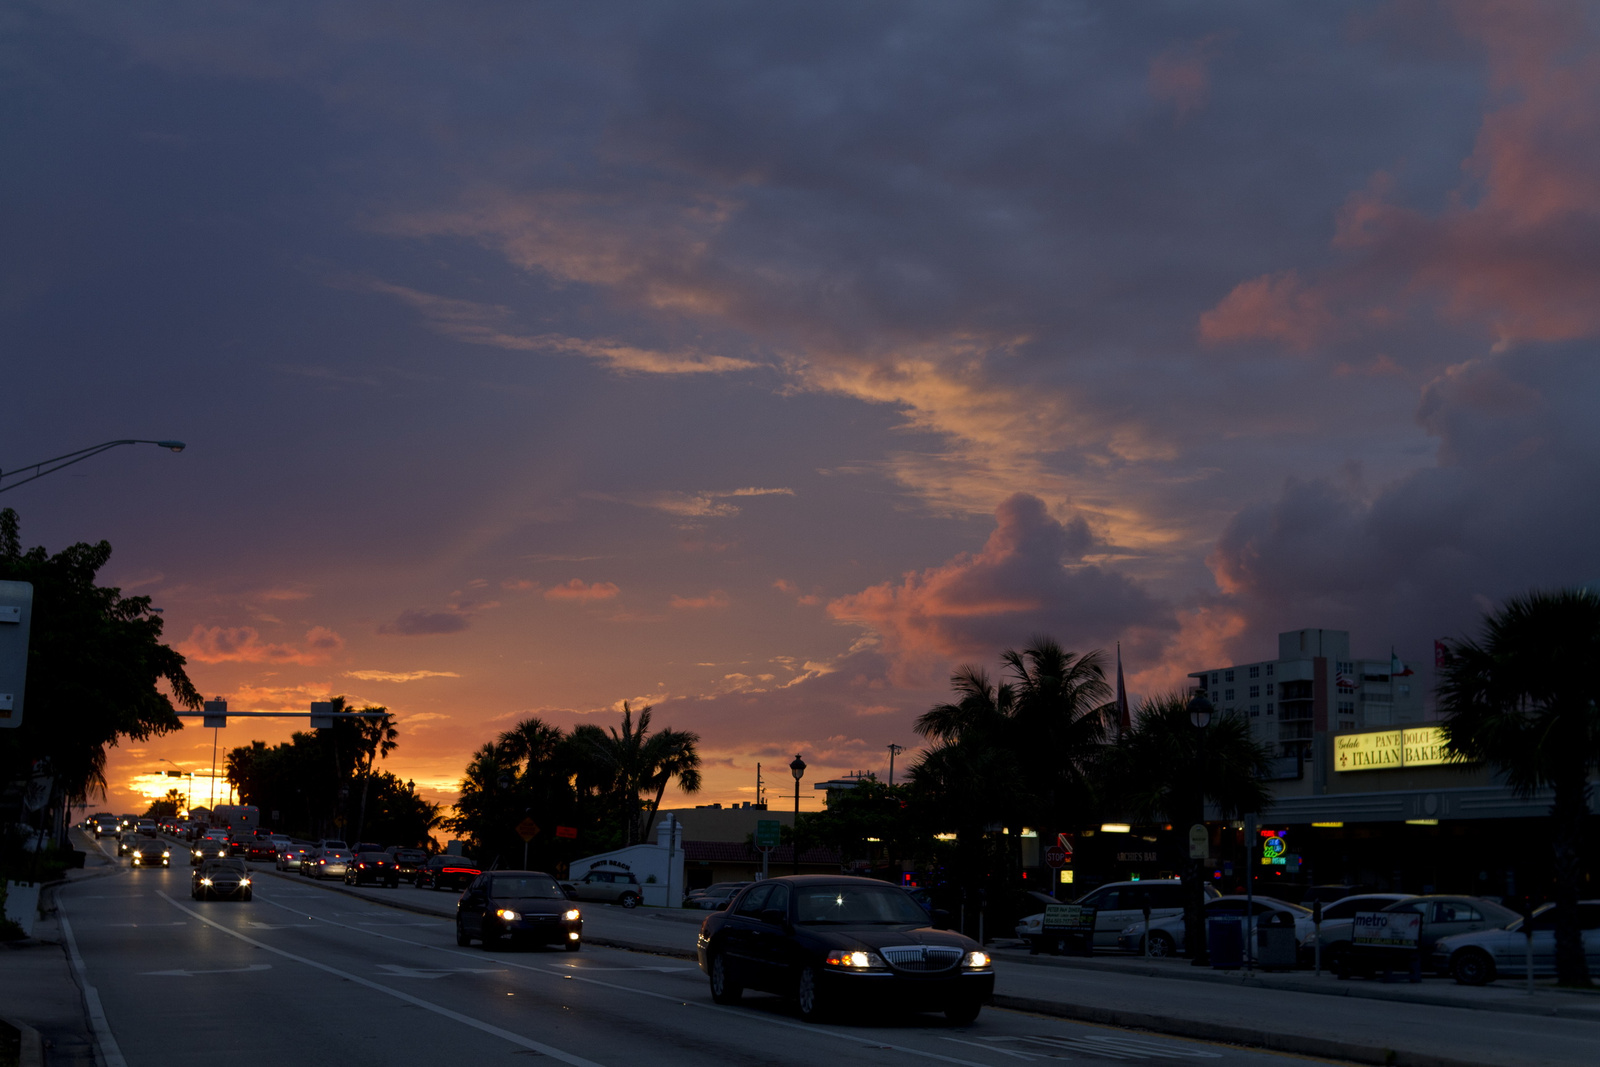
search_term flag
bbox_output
[1336,670,1356,690]
[1434,640,1449,669]
[1391,647,1414,677]
[1115,642,1130,734]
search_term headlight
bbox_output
[1021,917,1041,930]
[240,877,251,886]
[201,877,213,886]
[824,950,887,970]
[564,909,581,921]
[162,851,170,858]
[964,951,992,969]
[497,909,521,921]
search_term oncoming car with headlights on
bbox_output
[697,875,994,1024]
[192,858,253,902]
[455,871,583,950]
[127,838,170,868]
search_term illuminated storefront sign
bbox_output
[1334,725,1463,772]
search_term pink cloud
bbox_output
[544,579,621,602]
[1148,33,1232,122]
[177,625,345,665]
[1198,270,1333,350]
[828,494,1168,684]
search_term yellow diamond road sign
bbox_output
[516,818,541,842]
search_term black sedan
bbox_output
[456,871,583,950]
[697,875,994,1024]
[127,838,171,869]
[192,859,253,901]
[345,852,400,887]
[190,840,231,867]
[386,847,430,882]
[416,854,481,891]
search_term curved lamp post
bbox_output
[1186,691,1214,965]
[789,754,806,876]
[1,439,186,495]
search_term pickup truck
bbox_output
[561,869,643,908]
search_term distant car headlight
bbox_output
[497,909,521,921]
[564,909,581,921]
[240,877,251,886]
[162,851,170,858]
[201,877,213,886]
[132,855,141,863]
[824,950,887,970]
[963,951,992,970]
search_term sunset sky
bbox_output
[7,1,1600,819]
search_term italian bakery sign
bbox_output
[1334,726,1464,773]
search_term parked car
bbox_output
[304,849,355,879]
[1119,895,1315,956]
[562,868,644,908]
[1433,901,1600,984]
[685,881,751,910]
[345,852,400,887]
[416,854,483,892]
[127,838,170,868]
[1016,880,1218,953]
[1305,895,1518,976]
[456,871,583,950]
[276,845,311,872]
[192,858,253,901]
[698,875,994,1024]
[384,847,430,882]
[1294,893,1414,968]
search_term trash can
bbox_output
[1208,916,1244,969]
[1255,911,1298,970]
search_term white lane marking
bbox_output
[141,963,274,977]
[942,1037,1043,1061]
[106,922,188,927]
[554,964,694,973]
[245,921,314,929]
[251,893,992,1067]
[56,911,129,1067]
[375,963,509,979]
[156,892,605,1067]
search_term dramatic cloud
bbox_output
[177,625,345,665]
[829,494,1171,682]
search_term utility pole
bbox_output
[886,743,904,787]
[756,762,764,807]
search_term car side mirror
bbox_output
[930,908,952,930]
[759,908,787,927]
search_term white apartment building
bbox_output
[1187,628,1425,761]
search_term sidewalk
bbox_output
[0,836,122,1067]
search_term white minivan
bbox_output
[1015,879,1218,953]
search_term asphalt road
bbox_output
[58,841,1319,1067]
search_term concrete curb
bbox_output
[992,994,1502,1067]
[993,946,1600,1022]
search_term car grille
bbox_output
[879,945,962,972]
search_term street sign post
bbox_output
[1044,846,1067,867]
[1188,823,1208,860]
[516,817,541,869]
[755,819,780,878]
[0,581,33,729]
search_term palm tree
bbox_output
[1438,589,1600,987]
[1104,692,1273,959]
[579,703,703,844]
[350,706,398,847]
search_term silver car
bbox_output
[304,849,355,879]
[1432,901,1600,984]
[1306,894,1517,975]
[1119,895,1315,955]
[562,868,644,908]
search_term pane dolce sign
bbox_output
[1334,725,1464,773]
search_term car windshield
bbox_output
[795,884,931,925]
[394,850,427,861]
[437,857,478,868]
[491,875,564,899]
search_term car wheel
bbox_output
[1147,931,1176,958]
[795,966,830,1022]
[709,951,742,1004]
[620,893,640,909]
[1452,948,1496,986]
[456,920,472,947]
[945,999,983,1025]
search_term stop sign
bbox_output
[1044,846,1067,868]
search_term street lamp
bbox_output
[1186,691,1213,966]
[789,754,806,876]
[1,439,186,495]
